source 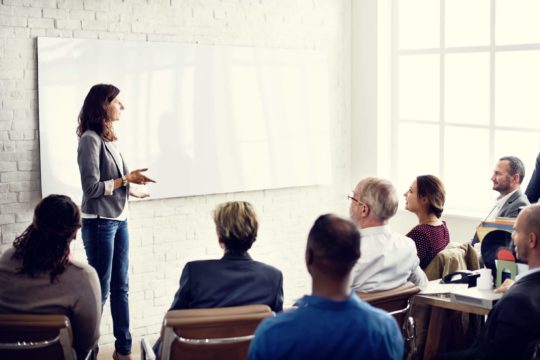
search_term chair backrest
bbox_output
[0,314,75,360]
[357,282,420,327]
[159,304,274,360]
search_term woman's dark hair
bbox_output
[76,84,120,141]
[11,194,81,282]
[416,175,446,218]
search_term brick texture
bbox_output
[0,0,351,351]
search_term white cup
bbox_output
[477,268,493,290]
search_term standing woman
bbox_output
[403,175,450,269]
[77,84,155,360]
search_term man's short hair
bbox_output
[307,214,361,279]
[500,156,526,184]
[522,204,540,235]
[213,201,258,253]
[358,177,398,221]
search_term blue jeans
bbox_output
[82,218,132,356]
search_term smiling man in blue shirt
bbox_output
[248,214,404,360]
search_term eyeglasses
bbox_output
[347,191,363,205]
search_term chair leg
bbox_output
[404,316,417,360]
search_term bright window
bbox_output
[393,0,540,216]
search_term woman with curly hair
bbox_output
[0,194,101,358]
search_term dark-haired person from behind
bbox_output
[404,175,450,269]
[0,195,101,359]
[248,214,403,360]
[154,201,283,355]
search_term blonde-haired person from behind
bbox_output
[404,175,450,269]
[153,201,284,355]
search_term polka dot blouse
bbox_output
[406,222,450,269]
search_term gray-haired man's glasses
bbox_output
[347,192,363,205]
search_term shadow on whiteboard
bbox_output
[38,37,332,202]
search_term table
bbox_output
[414,292,490,316]
[413,285,494,360]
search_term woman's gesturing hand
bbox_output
[126,168,156,185]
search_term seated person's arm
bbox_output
[494,278,514,294]
[526,153,540,203]
[408,262,428,290]
[71,268,102,353]
[272,272,284,312]
[170,264,192,310]
[247,322,271,360]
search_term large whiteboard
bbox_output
[37,37,331,201]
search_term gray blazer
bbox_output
[497,189,530,218]
[472,189,530,245]
[77,130,129,218]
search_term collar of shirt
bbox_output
[221,252,252,261]
[296,292,359,310]
[359,224,391,237]
[515,265,540,282]
[496,188,519,206]
[487,188,519,220]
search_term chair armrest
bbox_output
[141,338,156,360]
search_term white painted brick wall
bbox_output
[0,0,352,352]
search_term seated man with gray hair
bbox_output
[348,176,428,292]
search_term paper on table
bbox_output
[420,280,469,295]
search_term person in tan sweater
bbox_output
[0,194,101,358]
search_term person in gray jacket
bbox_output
[0,195,101,359]
[472,156,529,245]
[77,84,155,360]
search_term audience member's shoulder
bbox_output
[394,230,418,249]
[67,257,99,278]
[187,259,219,266]
[252,259,282,275]
[255,307,298,334]
[410,224,431,235]
[0,247,15,262]
[179,259,219,273]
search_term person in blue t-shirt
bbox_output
[248,214,404,360]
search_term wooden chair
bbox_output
[0,313,89,360]
[142,304,274,360]
[358,282,421,359]
[357,282,420,325]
